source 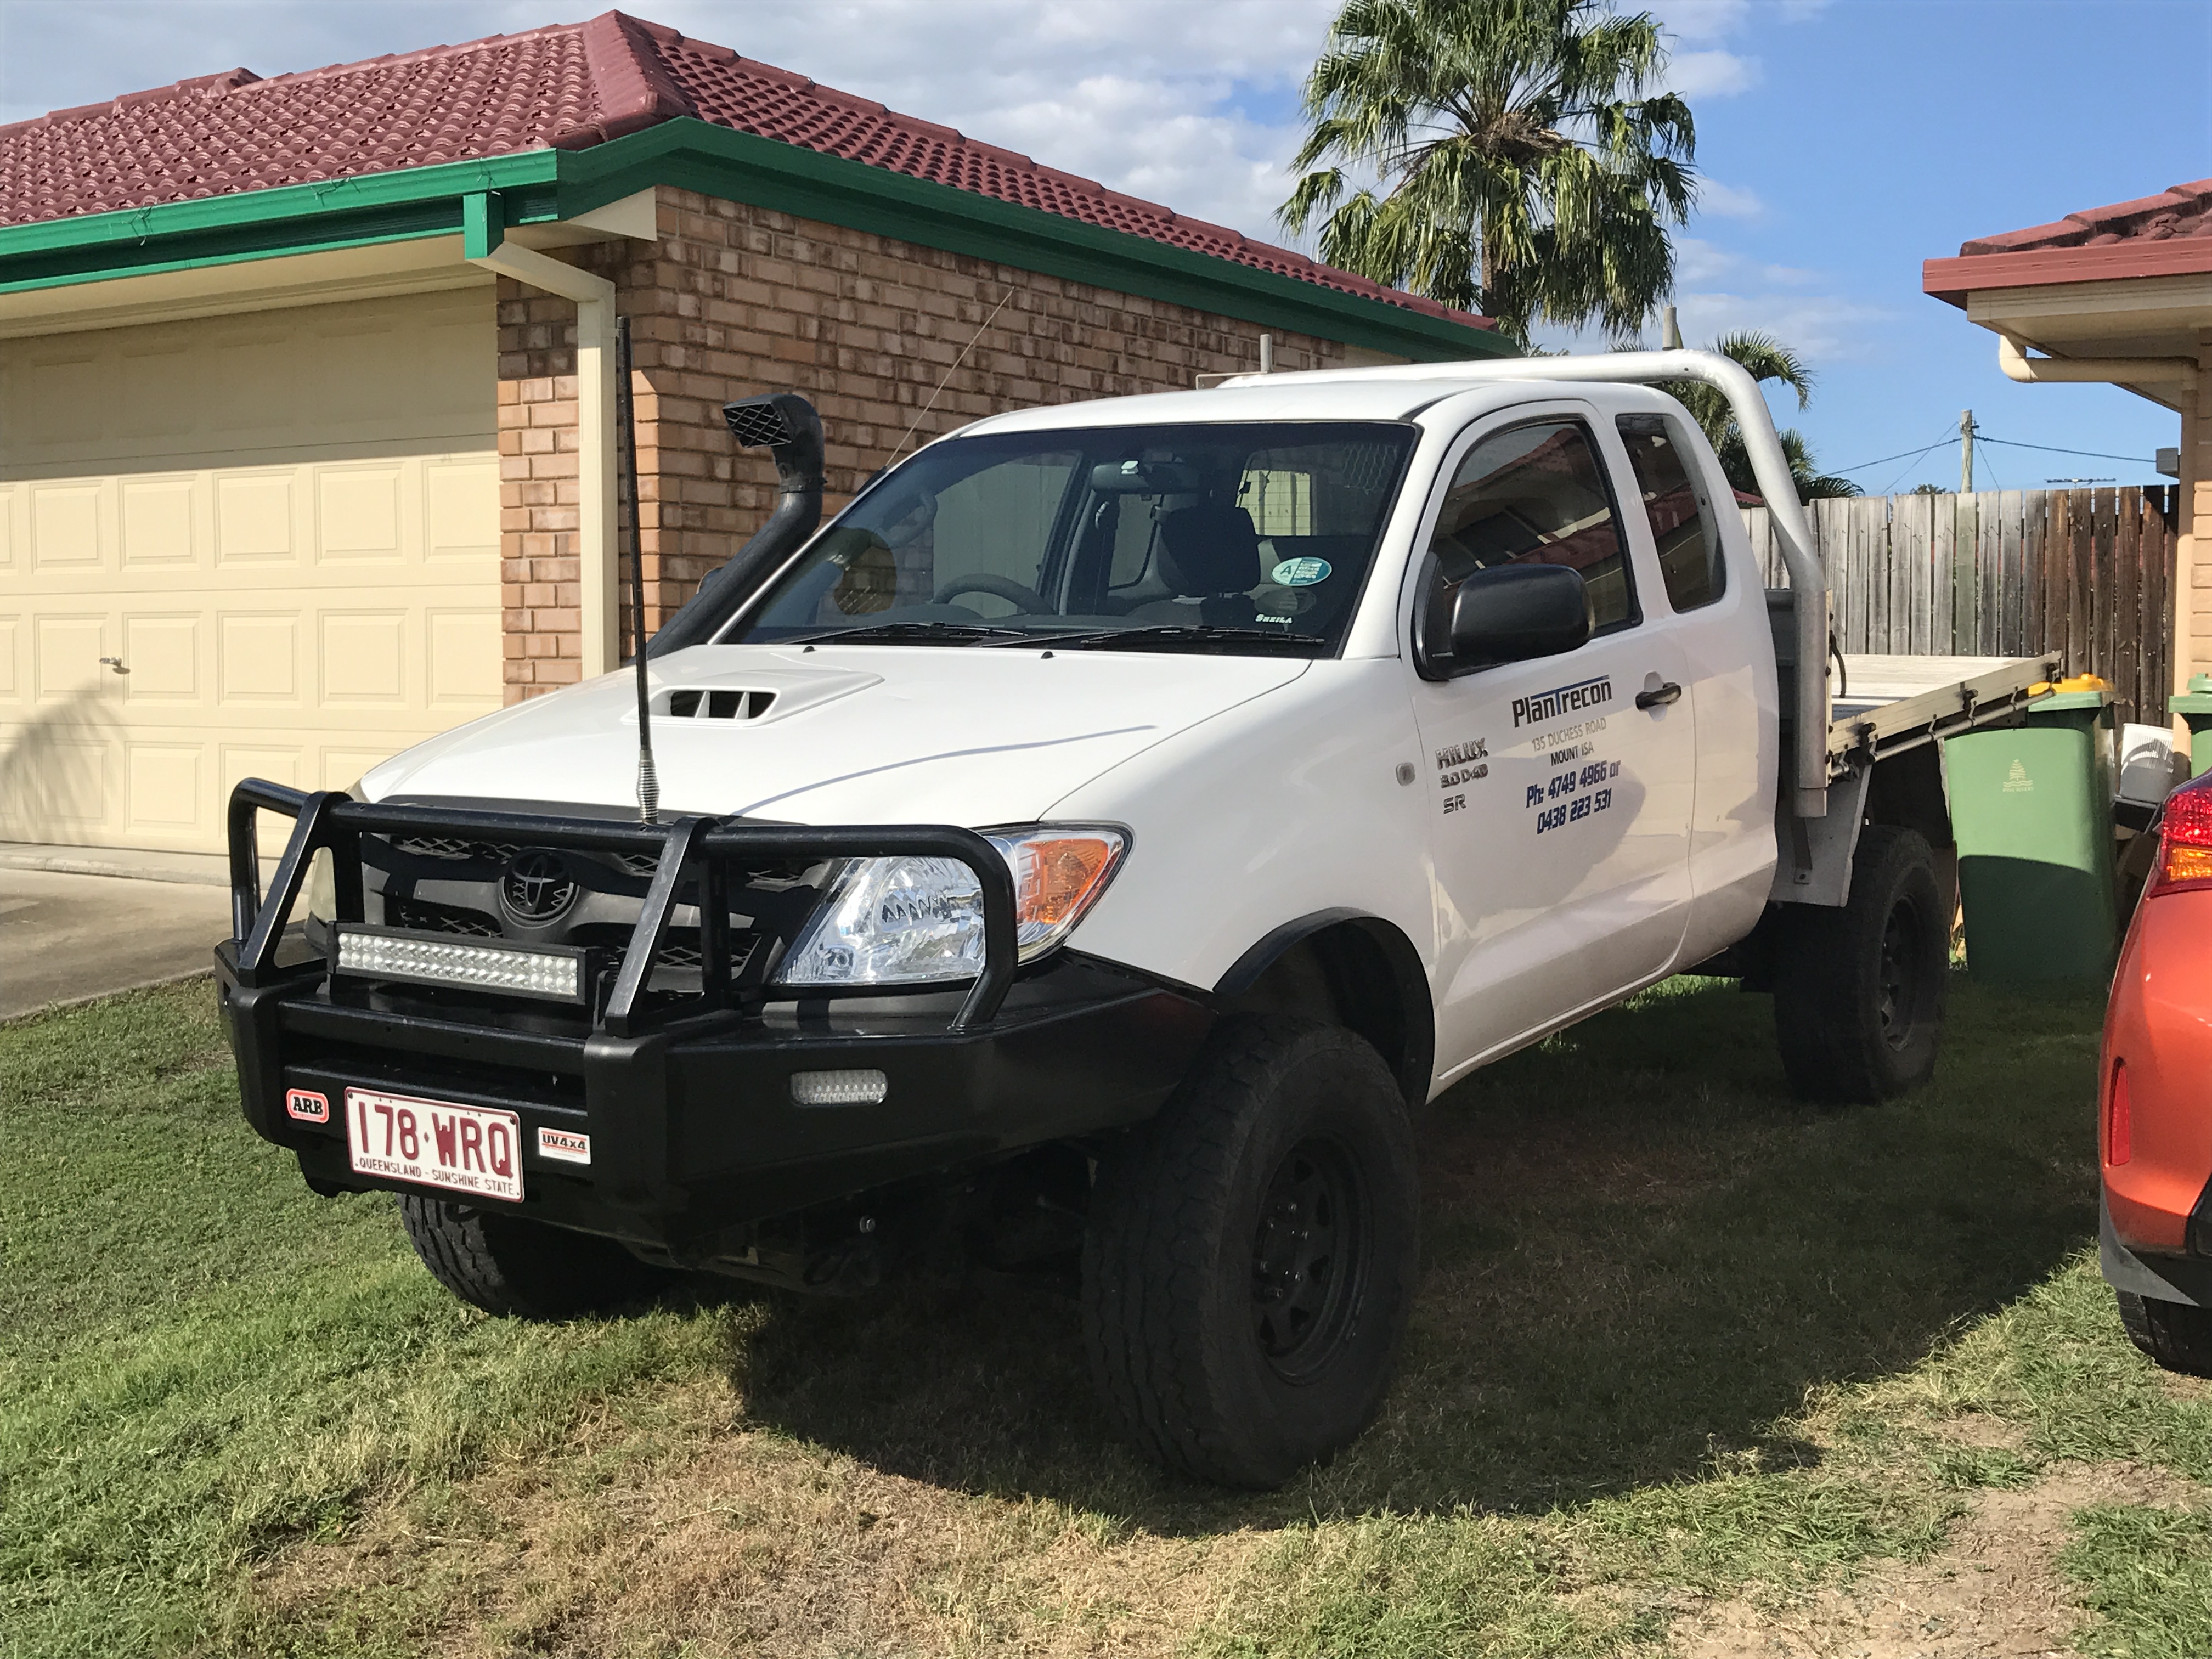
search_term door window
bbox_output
[1420,420,1636,670]
[1617,414,1725,612]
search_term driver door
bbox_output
[1410,408,1697,1078]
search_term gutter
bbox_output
[463,192,620,681]
[0,122,1506,364]
[1997,333,2200,394]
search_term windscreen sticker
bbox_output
[1271,557,1332,587]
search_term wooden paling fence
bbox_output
[1741,486,2182,727]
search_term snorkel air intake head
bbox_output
[646,393,827,657]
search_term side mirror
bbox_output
[1446,562,1590,671]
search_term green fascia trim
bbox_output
[0,118,1508,363]
[555,120,1510,363]
[461,191,505,261]
[0,153,561,296]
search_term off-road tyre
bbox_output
[2116,1290,2212,1377]
[400,1194,670,1320]
[1773,824,1947,1104]
[1081,1015,1419,1488]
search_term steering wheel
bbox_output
[932,574,1051,614]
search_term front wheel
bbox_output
[1773,824,1948,1104]
[1081,1017,1419,1488]
[400,1194,673,1320]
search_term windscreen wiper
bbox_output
[1022,625,1329,652]
[784,620,1040,646]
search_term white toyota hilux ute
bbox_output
[219,351,2052,1488]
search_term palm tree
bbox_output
[1669,331,1861,503]
[1279,0,1696,345]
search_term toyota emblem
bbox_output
[501,850,578,923]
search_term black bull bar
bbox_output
[222,777,1019,1034]
[215,780,1209,1248]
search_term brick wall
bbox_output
[2185,330,2210,687]
[495,186,1390,699]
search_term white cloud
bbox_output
[1696,178,1765,218]
[1666,49,1761,98]
[1668,291,1895,360]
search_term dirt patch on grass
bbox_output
[1670,1462,2204,1659]
[1928,1413,2032,1454]
[265,1382,1260,1658]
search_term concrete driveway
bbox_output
[0,868,231,1020]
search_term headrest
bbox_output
[1156,503,1261,595]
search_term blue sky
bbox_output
[1,0,2204,493]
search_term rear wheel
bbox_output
[2116,1290,2212,1376]
[1773,824,1947,1104]
[400,1194,672,1320]
[1081,1016,1419,1488]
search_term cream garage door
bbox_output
[0,287,502,854]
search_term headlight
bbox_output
[773,826,1126,988]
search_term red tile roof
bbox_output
[0,10,1491,331]
[1924,177,2212,305]
[1957,179,2212,255]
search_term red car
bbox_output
[2102,769,2212,1374]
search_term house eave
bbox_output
[0,120,1509,364]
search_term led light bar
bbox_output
[788,1069,889,1107]
[334,924,586,1003]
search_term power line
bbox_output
[1976,435,2152,465]
[1833,433,1959,475]
[1831,430,2153,483]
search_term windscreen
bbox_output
[722,421,1416,655]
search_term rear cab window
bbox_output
[1616,414,1726,612]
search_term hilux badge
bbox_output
[501,850,578,923]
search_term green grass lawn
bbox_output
[2,974,2205,1657]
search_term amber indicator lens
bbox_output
[1014,837,1119,927]
[2151,778,2212,897]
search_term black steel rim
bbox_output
[1251,1135,1368,1383]
[1877,894,1923,1050]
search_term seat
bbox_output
[1127,503,1262,626]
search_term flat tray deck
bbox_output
[1824,652,2060,775]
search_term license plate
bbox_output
[345,1087,524,1203]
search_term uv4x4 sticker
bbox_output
[1271,557,1331,586]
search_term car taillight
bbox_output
[2146,776,2212,899]
[2106,1060,2131,1166]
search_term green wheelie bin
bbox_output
[2172,673,2212,779]
[1944,685,2118,983]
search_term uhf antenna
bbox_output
[615,315,658,825]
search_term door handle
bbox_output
[1635,680,1681,710]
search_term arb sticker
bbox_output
[537,1126,592,1165]
[1271,557,1331,587]
[285,1088,330,1124]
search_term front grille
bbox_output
[385,895,503,937]
[613,851,660,878]
[388,835,518,865]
